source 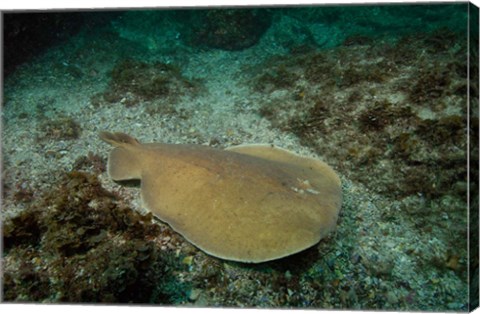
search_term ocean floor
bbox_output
[2,6,477,311]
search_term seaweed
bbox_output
[251,28,468,204]
[342,34,373,46]
[416,115,466,145]
[392,132,420,158]
[3,171,189,303]
[287,99,330,137]
[409,64,451,105]
[37,115,82,141]
[3,207,44,250]
[423,27,459,54]
[97,59,201,108]
[358,101,416,132]
[72,151,107,174]
[336,62,388,88]
[303,52,334,85]
[12,181,35,204]
[254,65,300,93]
[382,38,418,66]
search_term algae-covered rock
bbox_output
[190,9,272,51]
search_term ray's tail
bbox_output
[99,131,141,147]
[99,131,142,181]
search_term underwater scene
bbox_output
[2,3,479,311]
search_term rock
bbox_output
[188,288,203,301]
[386,291,398,304]
[190,9,272,51]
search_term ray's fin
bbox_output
[99,131,141,147]
[99,131,142,181]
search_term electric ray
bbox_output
[99,131,342,263]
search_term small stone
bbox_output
[194,293,208,307]
[368,291,375,299]
[189,288,202,301]
[182,255,194,265]
[350,253,361,264]
[446,255,460,270]
[386,291,398,304]
[447,302,462,310]
[285,270,292,280]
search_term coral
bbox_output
[3,171,189,303]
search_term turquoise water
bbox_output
[4,4,470,74]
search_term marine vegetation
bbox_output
[251,27,469,203]
[3,171,189,303]
[249,26,471,280]
[37,115,82,141]
[92,59,201,110]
